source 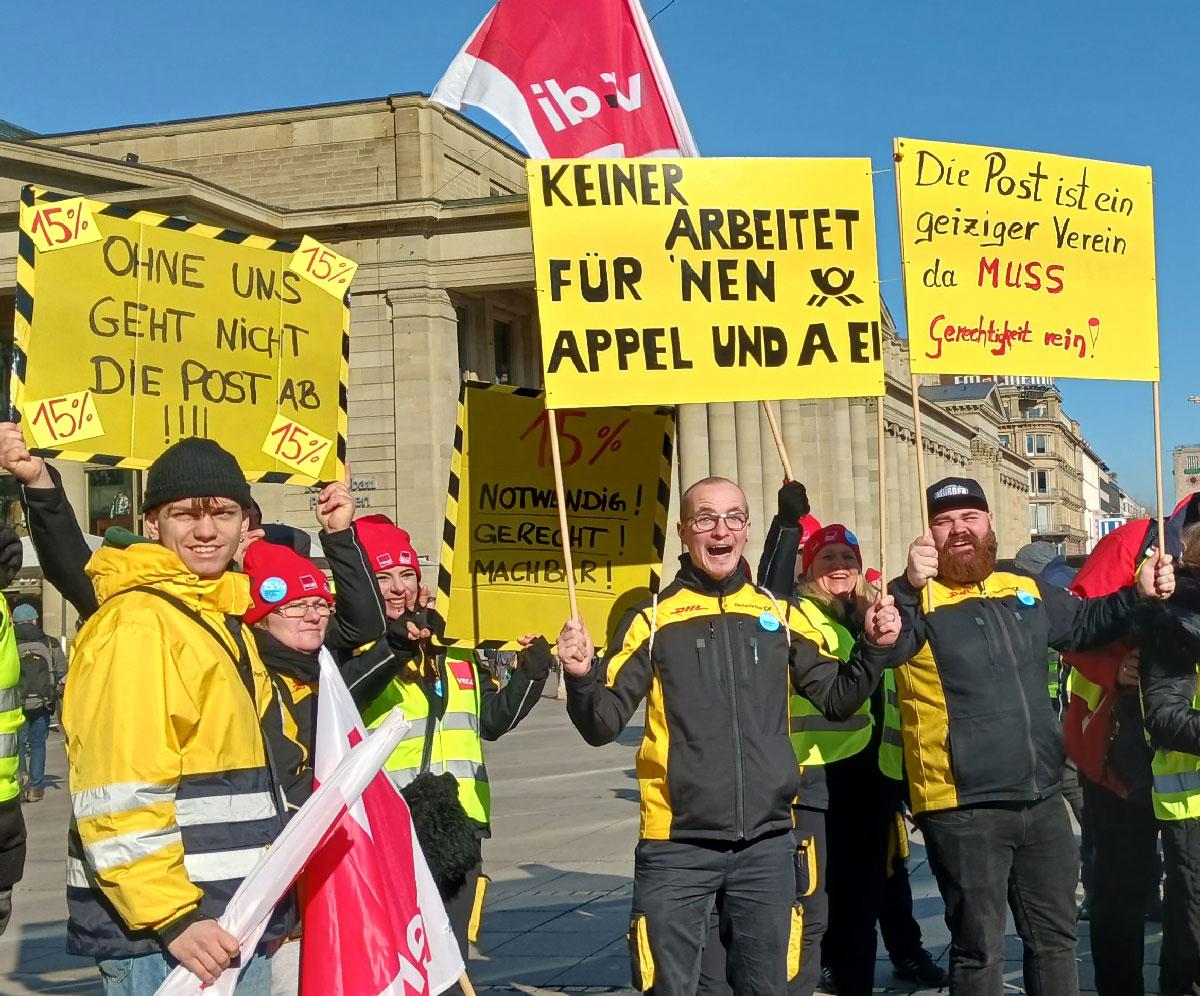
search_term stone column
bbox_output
[386,287,460,557]
[849,399,874,554]
[734,402,766,568]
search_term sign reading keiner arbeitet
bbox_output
[526,158,884,408]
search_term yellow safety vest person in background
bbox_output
[0,529,28,939]
[345,514,551,969]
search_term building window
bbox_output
[1029,503,1051,533]
[1025,433,1047,456]
[1026,404,1046,418]
[1029,470,1050,495]
[999,433,1011,449]
[87,469,138,536]
[493,320,513,385]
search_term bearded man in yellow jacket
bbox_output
[64,439,285,995]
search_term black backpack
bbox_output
[18,641,55,711]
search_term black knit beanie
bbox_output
[141,438,253,513]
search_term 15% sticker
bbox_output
[24,390,106,448]
[23,197,103,253]
[262,414,334,476]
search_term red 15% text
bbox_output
[29,391,100,444]
[266,418,332,469]
[26,198,99,253]
[520,410,630,468]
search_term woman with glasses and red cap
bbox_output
[342,514,552,968]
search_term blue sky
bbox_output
[7,1,1195,508]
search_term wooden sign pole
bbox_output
[546,410,580,622]
[877,398,888,584]
[761,400,795,482]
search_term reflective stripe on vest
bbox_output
[1048,653,1061,701]
[789,599,872,767]
[0,602,20,804]
[363,649,490,823]
[1067,667,1104,712]
[1151,668,1200,821]
[878,671,904,781]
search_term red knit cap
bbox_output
[801,524,863,577]
[243,540,333,625]
[353,514,421,579]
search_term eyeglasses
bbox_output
[274,602,335,619]
[688,511,750,533]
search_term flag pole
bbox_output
[1154,381,1166,542]
[761,400,794,482]
[458,971,479,996]
[547,410,580,622]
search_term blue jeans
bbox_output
[18,709,49,789]
[97,946,271,995]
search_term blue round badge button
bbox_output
[759,611,781,632]
[259,577,288,604]
[845,530,859,547]
[1017,590,1037,607]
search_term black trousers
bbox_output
[697,810,826,996]
[919,794,1079,996]
[821,801,891,996]
[443,861,483,966]
[636,830,795,996]
[1161,817,1200,996]
[1082,777,1159,996]
[879,843,925,964]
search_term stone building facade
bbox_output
[0,94,1034,635]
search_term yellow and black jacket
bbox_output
[63,546,287,958]
[887,571,1142,815]
[567,555,890,842]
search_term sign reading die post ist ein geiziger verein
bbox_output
[895,138,1158,380]
[526,158,884,408]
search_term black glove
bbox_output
[519,636,553,681]
[389,606,447,645]
[777,481,810,524]
[0,526,22,591]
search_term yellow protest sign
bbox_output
[895,138,1158,379]
[526,158,883,408]
[13,187,350,482]
[438,382,674,649]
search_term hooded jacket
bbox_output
[63,545,286,958]
[567,554,890,842]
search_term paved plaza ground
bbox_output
[0,683,1161,993]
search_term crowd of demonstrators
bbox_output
[5,406,1200,996]
[557,476,901,996]
[341,513,552,968]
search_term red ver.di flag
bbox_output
[301,654,463,995]
[432,0,696,157]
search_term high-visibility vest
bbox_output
[1048,653,1061,700]
[789,599,871,766]
[0,602,18,804]
[362,648,490,824]
[878,670,904,781]
[1067,667,1104,711]
[1150,668,1200,822]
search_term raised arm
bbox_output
[559,610,653,746]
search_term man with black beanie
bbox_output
[63,438,286,994]
[880,477,1175,996]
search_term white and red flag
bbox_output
[432,0,697,158]
[300,653,464,996]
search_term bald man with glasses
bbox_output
[558,476,901,996]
